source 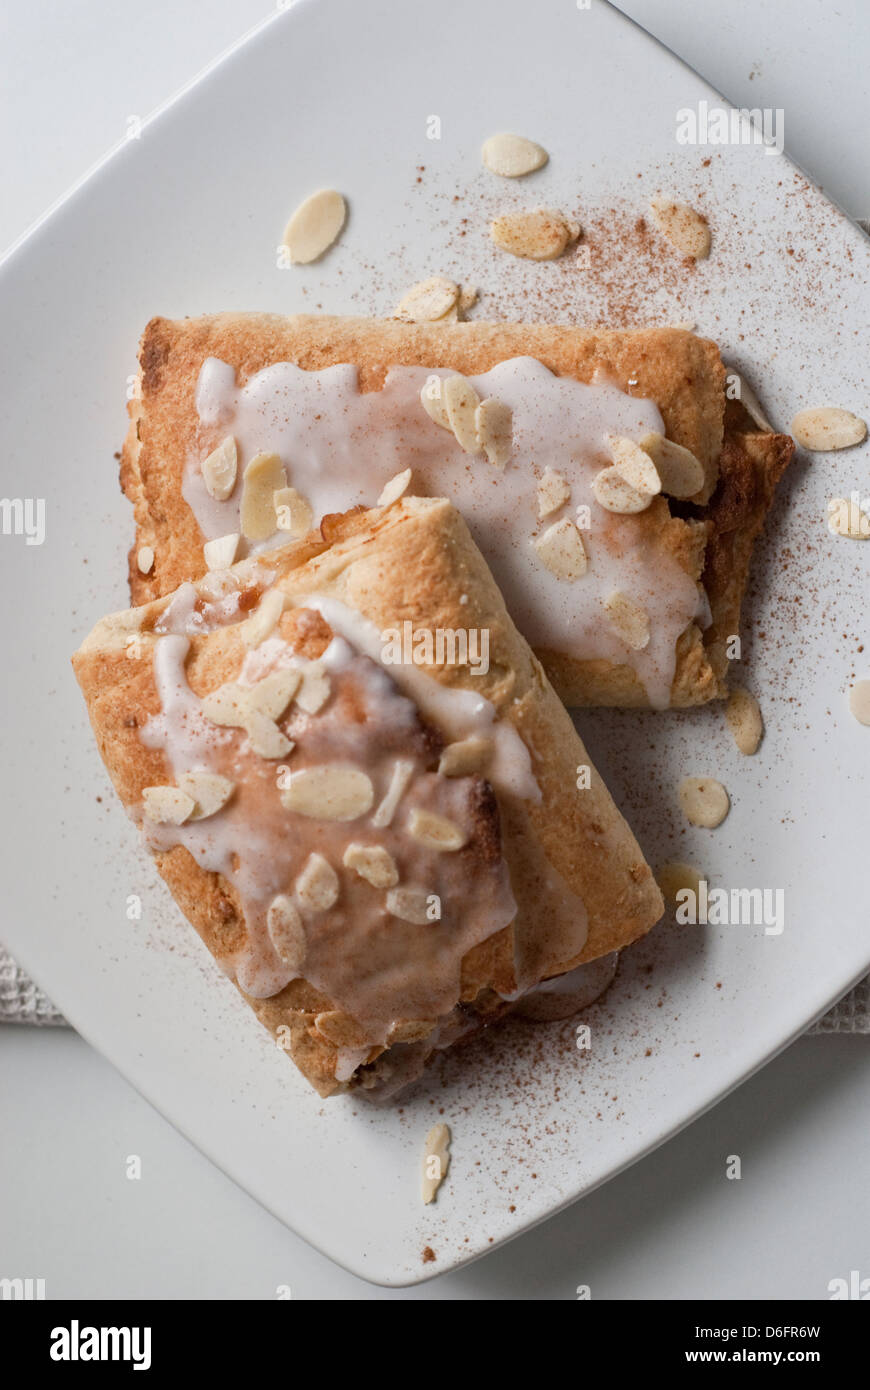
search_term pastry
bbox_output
[73,497,663,1097]
[122,313,793,709]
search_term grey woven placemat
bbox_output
[2,940,866,1034]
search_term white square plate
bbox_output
[1,0,868,1286]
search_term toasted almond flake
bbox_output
[638,431,704,498]
[533,518,588,581]
[437,735,492,777]
[604,591,651,650]
[537,467,570,519]
[136,545,155,575]
[731,373,774,432]
[201,682,252,729]
[591,466,650,515]
[245,709,294,760]
[396,275,460,322]
[267,895,306,971]
[678,777,730,828]
[280,764,374,820]
[608,435,662,496]
[420,376,451,430]
[250,668,301,721]
[203,533,240,571]
[442,374,481,453]
[274,486,314,537]
[177,771,235,820]
[827,497,870,539]
[201,437,238,501]
[296,667,330,714]
[458,285,478,312]
[198,569,239,601]
[491,208,578,260]
[240,588,286,648]
[655,861,705,905]
[387,1019,434,1044]
[422,1123,451,1204]
[408,808,469,852]
[313,1010,368,1048]
[475,397,513,467]
[378,468,412,507]
[343,842,399,888]
[725,686,764,755]
[282,189,346,264]
[372,758,415,828]
[240,451,286,541]
[386,887,432,925]
[848,680,870,726]
[142,785,195,825]
[792,406,867,452]
[650,198,711,259]
[296,852,340,911]
[482,132,549,178]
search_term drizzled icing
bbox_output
[137,601,519,1052]
[191,355,708,708]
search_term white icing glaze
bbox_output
[137,613,518,1050]
[190,355,708,707]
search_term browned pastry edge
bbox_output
[73,497,664,1097]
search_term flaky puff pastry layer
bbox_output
[121,314,792,708]
[73,498,663,1097]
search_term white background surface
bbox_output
[1,0,869,1299]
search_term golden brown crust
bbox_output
[73,497,663,1097]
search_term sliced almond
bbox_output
[678,777,730,828]
[245,709,294,760]
[725,687,764,755]
[608,435,662,496]
[177,771,235,820]
[396,276,460,322]
[203,533,240,571]
[533,518,588,581]
[282,189,346,265]
[420,376,451,430]
[731,373,774,432]
[372,759,415,828]
[537,467,570,519]
[267,895,306,971]
[240,588,287,648]
[280,764,374,821]
[387,1019,434,1044]
[343,842,399,888]
[240,452,286,541]
[482,132,549,178]
[827,497,870,539]
[201,437,238,501]
[458,285,478,313]
[274,486,314,537]
[490,208,578,261]
[408,808,468,852]
[249,668,301,721]
[604,591,651,650]
[655,861,704,905]
[442,374,481,453]
[437,735,492,777]
[848,680,870,726]
[200,682,252,730]
[313,1010,368,1048]
[650,199,711,260]
[386,886,433,925]
[296,667,331,714]
[592,466,651,514]
[791,407,867,452]
[142,785,195,825]
[422,1123,451,1205]
[475,397,513,468]
[638,432,704,498]
[295,852,339,911]
[378,468,412,507]
[136,545,154,576]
